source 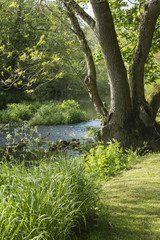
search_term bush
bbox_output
[0,102,39,123]
[0,157,98,240]
[84,140,140,179]
[30,100,88,125]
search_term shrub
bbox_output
[0,157,98,240]
[84,140,140,179]
[0,102,39,123]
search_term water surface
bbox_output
[0,120,101,147]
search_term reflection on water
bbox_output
[0,120,101,147]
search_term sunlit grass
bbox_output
[84,154,160,240]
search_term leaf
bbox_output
[19,53,27,61]
[56,72,63,79]
[9,1,18,8]
[37,35,45,46]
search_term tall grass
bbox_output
[0,156,98,240]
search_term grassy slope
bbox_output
[84,154,160,240]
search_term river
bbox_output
[0,119,101,147]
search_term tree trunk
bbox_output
[91,0,132,121]
[65,5,108,118]
[90,0,135,147]
[62,0,160,150]
[129,0,160,117]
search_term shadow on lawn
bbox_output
[100,181,160,240]
[82,169,160,240]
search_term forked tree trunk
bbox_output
[62,0,160,150]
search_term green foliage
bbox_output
[0,156,98,240]
[109,0,160,82]
[30,100,88,125]
[84,140,140,179]
[0,100,88,125]
[0,0,88,100]
[0,102,39,123]
[4,124,43,158]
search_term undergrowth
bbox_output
[0,124,148,240]
[83,140,145,180]
[0,102,39,123]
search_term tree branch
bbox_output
[129,0,160,111]
[61,0,96,31]
[64,4,108,118]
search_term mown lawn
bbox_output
[84,154,160,240]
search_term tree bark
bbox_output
[90,0,132,125]
[147,83,160,120]
[129,0,160,116]
[64,4,108,118]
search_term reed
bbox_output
[0,156,98,240]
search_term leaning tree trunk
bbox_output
[64,4,108,119]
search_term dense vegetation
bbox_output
[0,100,88,125]
[0,0,109,110]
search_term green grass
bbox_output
[0,156,98,240]
[83,153,160,240]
